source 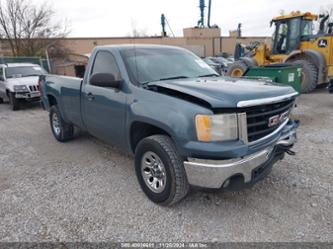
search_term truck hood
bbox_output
[149,77,297,108]
[6,76,39,86]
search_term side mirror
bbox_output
[90,73,122,88]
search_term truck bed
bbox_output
[42,75,83,127]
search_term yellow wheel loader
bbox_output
[227,11,333,93]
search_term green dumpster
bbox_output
[243,64,302,93]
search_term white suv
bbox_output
[0,63,47,110]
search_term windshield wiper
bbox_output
[159,76,189,81]
[23,74,40,77]
[198,74,219,78]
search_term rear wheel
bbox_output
[292,59,318,93]
[49,105,74,142]
[0,97,3,104]
[135,135,189,206]
[9,92,20,111]
[227,61,248,77]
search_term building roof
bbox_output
[97,44,186,50]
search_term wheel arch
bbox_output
[46,94,58,107]
[129,121,174,154]
[44,93,69,123]
[284,50,327,84]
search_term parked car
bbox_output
[40,45,299,206]
[0,63,47,110]
[202,57,223,74]
[208,56,234,74]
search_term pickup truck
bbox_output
[40,45,299,206]
[0,63,47,110]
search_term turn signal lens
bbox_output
[195,115,212,142]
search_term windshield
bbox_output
[120,47,218,84]
[302,20,315,36]
[5,66,47,79]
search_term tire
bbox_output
[0,97,3,104]
[49,105,74,142]
[227,61,249,77]
[135,135,189,206]
[292,59,318,93]
[9,92,20,111]
[329,80,333,93]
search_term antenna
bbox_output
[131,34,139,84]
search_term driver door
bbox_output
[287,18,302,53]
[82,51,127,148]
[273,21,288,54]
[273,18,301,55]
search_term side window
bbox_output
[287,18,301,53]
[274,22,288,54]
[91,51,121,80]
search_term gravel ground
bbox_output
[0,89,332,242]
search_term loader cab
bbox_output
[272,14,317,55]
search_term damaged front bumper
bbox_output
[183,121,298,190]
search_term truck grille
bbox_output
[245,99,295,143]
[29,85,38,92]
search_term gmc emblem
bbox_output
[268,111,289,128]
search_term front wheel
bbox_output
[292,59,318,93]
[135,135,189,206]
[49,105,74,142]
[9,92,20,111]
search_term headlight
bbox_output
[14,85,28,92]
[290,98,299,118]
[195,114,238,142]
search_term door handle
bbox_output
[86,92,95,101]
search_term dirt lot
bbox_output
[0,89,332,242]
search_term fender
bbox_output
[284,50,327,84]
[127,89,211,156]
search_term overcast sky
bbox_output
[35,0,333,37]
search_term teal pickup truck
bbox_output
[40,45,299,206]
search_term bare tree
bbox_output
[319,4,333,23]
[129,19,148,37]
[0,0,69,57]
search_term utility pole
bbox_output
[197,0,206,27]
[161,14,167,37]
